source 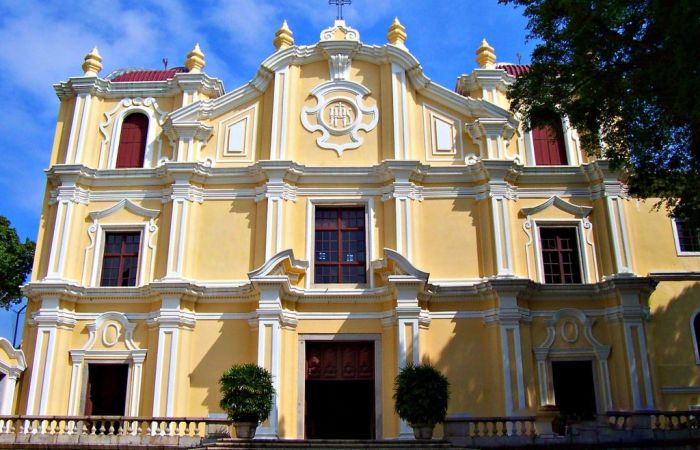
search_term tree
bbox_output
[0,216,34,308]
[499,0,700,226]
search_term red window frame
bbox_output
[100,232,141,287]
[115,113,148,168]
[314,207,367,284]
[539,227,582,284]
[531,114,568,165]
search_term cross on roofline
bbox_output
[329,0,351,20]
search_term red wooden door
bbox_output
[116,114,148,168]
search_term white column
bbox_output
[46,200,74,280]
[129,352,147,416]
[67,352,84,415]
[253,282,285,439]
[0,372,19,415]
[150,296,194,417]
[491,195,514,277]
[393,280,423,439]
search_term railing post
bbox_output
[535,405,559,437]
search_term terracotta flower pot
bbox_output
[233,422,258,439]
[411,423,435,440]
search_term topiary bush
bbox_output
[393,363,450,426]
[219,363,275,423]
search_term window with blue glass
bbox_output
[314,207,366,284]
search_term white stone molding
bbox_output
[248,249,309,283]
[671,218,700,256]
[67,312,146,415]
[320,20,360,42]
[605,195,634,275]
[99,97,167,169]
[83,200,160,287]
[66,93,93,165]
[26,297,75,415]
[149,297,194,418]
[534,308,613,412]
[44,200,75,282]
[163,121,214,163]
[329,53,352,81]
[521,195,592,218]
[525,218,595,284]
[422,104,463,161]
[269,67,290,160]
[614,291,655,410]
[465,118,517,160]
[0,338,26,415]
[301,80,379,155]
[372,248,430,284]
[88,198,160,221]
[391,63,410,159]
[491,195,515,277]
[304,197,376,289]
[692,308,700,364]
[216,103,258,163]
[521,196,596,283]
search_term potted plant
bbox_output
[219,363,275,439]
[393,362,450,440]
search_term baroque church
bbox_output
[0,16,699,441]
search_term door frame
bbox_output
[297,334,382,439]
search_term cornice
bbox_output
[53,73,224,101]
[166,41,515,129]
[44,160,627,204]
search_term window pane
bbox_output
[314,207,366,284]
[677,221,700,252]
[101,232,141,287]
[539,227,581,284]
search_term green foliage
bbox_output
[500,0,700,226]
[219,363,274,423]
[0,216,34,309]
[393,363,450,426]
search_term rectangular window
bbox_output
[100,232,141,287]
[539,227,582,284]
[675,221,700,254]
[531,113,568,165]
[314,207,366,284]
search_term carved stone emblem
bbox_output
[301,80,379,155]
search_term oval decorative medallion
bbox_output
[301,80,379,155]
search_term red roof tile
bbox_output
[111,67,188,82]
[495,63,530,77]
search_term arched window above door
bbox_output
[115,113,149,168]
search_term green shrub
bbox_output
[393,363,450,426]
[219,363,275,423]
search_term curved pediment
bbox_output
[89,199,160,220]
[248,249,309,283]
[520,196,592,218]
[168,34,514,126]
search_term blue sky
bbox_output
[0,0,536,341]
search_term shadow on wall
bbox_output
[647,281,700,409]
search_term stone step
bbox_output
[195,438,456,449]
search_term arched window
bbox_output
[531,112,568,165]
[115,113,148,168]
[693,312,700,364]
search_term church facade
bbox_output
[2,18,699,440]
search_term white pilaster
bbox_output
[150,296,195,417]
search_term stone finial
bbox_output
[185,43,205,73]
[387,17,407,47]
[476,39,497,68]
[81,47,102,77]
[273,20,294,50]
